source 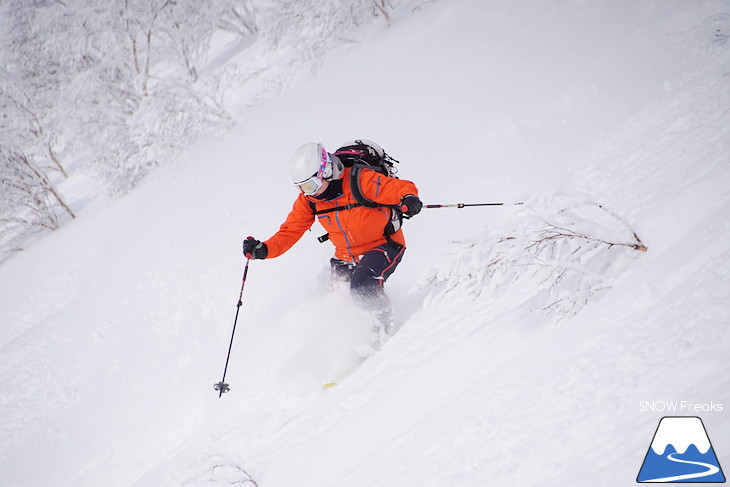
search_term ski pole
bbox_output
[424,202,523,209]
[214,254,252,398]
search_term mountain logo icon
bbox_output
[637,416,726,483]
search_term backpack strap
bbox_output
[350,163,380,209]
[308,199,363,242]
[310,202,362,215]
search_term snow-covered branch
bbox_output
[420,196,648,324]
[0,146,76,255]
[0,0,399,260]
[0,0,258,258]
[259,0,395,69]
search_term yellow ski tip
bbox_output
[322,382,337,390]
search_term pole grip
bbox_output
[243,236,256,259]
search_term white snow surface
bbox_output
[2,0,730,486]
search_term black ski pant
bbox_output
[330,242,405,307]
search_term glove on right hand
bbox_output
[243,237,268,260]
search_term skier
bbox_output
[243,140,422,342]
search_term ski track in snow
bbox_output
[2,0,730,486]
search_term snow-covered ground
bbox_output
[2,1,729,486]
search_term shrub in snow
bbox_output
[0,72,75,256]
[1,0,259,193]
[0,146,76,253]
[420,194,647,323]
[257,0,396,77]
[203,464,258,486]
[0,0,255,260]
[0,0,397,261]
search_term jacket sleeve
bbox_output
[262,194,315,259]
[358,169,419,206]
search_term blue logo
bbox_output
[637,416,726,483]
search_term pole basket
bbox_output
[214,381,230,394]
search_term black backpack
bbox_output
[311,140,404,246]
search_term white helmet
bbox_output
[288,142,343,195]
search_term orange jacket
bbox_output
[264,168,419,262]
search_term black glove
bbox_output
[243,237,268,259]
[400,195,423,218]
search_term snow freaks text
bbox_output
[639,401,724,413]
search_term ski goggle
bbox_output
[295,174,324,195]
[295,148,331,195]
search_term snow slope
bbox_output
[1,0,729,486]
